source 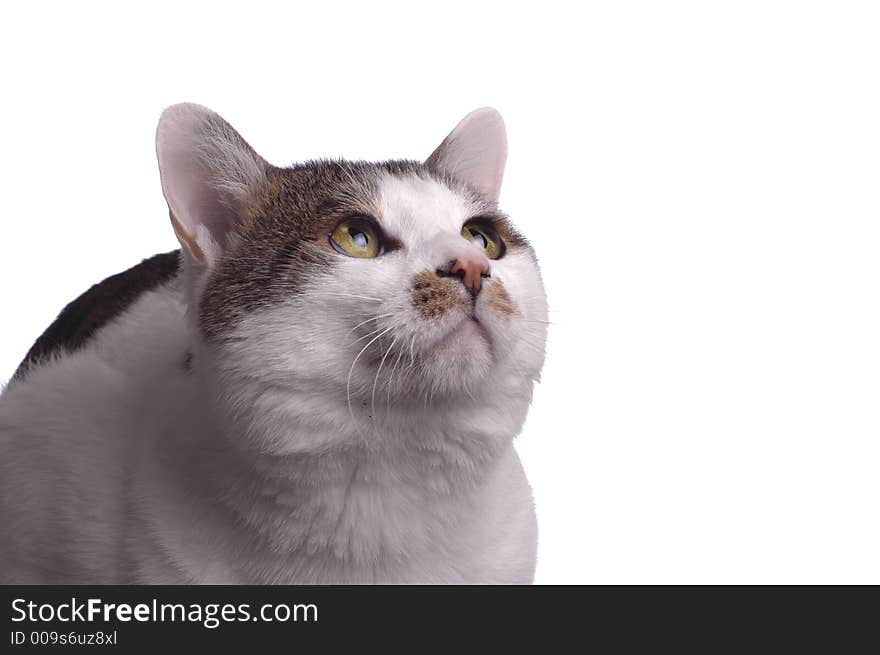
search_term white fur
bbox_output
[0,113,547,584]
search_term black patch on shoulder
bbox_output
[11,251,181,382]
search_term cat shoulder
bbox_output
[11,250,182,382]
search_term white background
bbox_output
[1,2,878,583]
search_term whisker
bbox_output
[386,345,407,418]
[347,325,395,427]
[509,317,555,325]
[371,335,398,426]
[348,324,390,347]
[513,297,558,310]
[515,295,550,304]
[308,292,384,302]
[349,313,395,334]
[514,340,547,356]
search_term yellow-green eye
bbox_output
[461,223,503,259]
[330,219,382,258]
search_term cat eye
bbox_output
[461,222,504,260]
[330,217,382,258]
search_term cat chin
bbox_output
[411,324,494,393]
[435,316,490,353]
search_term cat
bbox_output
[0,104,548,583]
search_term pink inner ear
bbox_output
[427,108,508,202]
[156,103,266,260]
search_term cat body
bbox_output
[0,106,547,583]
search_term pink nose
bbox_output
[438,249,489,294]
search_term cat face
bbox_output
[156,105,546,449]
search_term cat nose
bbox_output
[436,251,490,295]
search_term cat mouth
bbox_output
[436,315,491,351]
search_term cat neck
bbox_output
[167,370,530,577]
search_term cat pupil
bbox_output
[471,229,487,249]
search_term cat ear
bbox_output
[425,107,507,202]
[156,103,268,265]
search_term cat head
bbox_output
[156,104,547,452]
